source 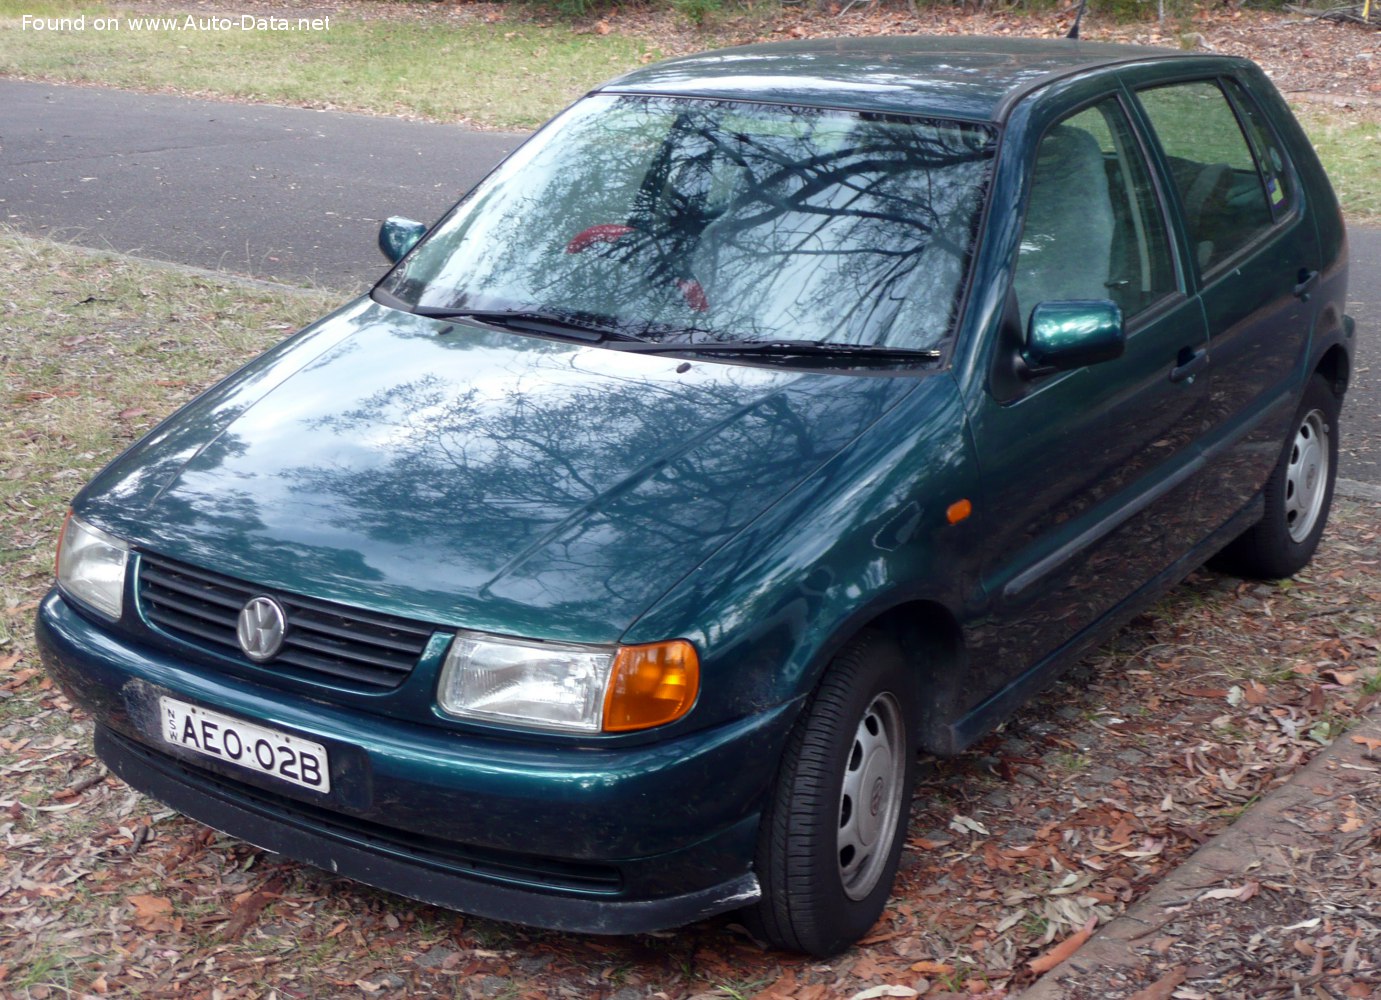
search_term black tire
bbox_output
[744,630,916,956]
[1215,372,1340,579]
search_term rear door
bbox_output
[1131,75,1322,537]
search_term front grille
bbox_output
[137,553,436,690]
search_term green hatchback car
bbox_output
[38,36,1354,955]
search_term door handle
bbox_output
[1293,268,1320,302]
[1169,346,1208,384]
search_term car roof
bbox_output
[598,36,1226,123]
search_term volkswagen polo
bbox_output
[37,36,1354,955]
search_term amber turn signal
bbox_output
[946,498,973,525]
[602,640,699,732]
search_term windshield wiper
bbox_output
[410,306,645,343]
[608,339,942,362]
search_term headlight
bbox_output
[438,633,698,734]
[56,512,130,620]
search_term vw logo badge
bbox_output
[237,596,287,663]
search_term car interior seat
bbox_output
[1012,124,1117,327]
[1182,161,1231,270]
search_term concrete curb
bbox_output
[1339,478,1381,502]
[14,235,348,298]
[1016,710,1381,998]
[1286,91,1381,110]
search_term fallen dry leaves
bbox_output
[1027,917,1097,974]
[1125,965,1187,1000]
[546,0,1381,107]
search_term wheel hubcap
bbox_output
[837,692,905,901]
[1284,409,1329,544]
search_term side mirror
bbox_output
[378,217,427,264]
[1022,300,1124,378]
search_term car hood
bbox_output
[78,299,918,641]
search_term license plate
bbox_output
[159,697,331,793]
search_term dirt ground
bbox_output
[1020,706,1381,999]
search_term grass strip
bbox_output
[0,0,650,129]
[0,231,339,609]
[1296,106,1381,226]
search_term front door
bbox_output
[964,93,1208,705]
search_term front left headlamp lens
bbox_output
[437,633,700,734]
[56,512,129,620]
[438,633,614,732]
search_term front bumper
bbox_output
[37,590,791,933]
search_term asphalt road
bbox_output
[0,80,521,290]
[0,79,1376,484]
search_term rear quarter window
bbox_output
[1221,77,1295,220]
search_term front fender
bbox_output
[624,373,983,730]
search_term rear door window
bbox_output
[1136,80,1274,273]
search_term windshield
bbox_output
[380,95,996,352]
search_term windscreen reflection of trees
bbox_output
[390,97,994,350]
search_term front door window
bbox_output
[1015,98,1178,330]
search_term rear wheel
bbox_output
[1215,373,1339,579]
[745,630,916,956]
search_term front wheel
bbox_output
[745,630,916,956]
[1215,372,1340,579]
